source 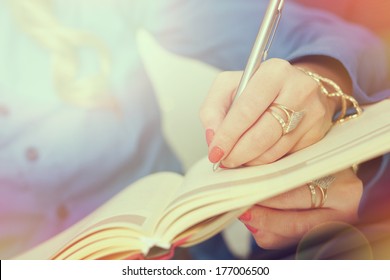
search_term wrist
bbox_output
[292,55,352,116]
[295,66,362,124]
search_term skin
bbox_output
[200,56,362,249]
[200,56,350,167]
[239,169,363,249]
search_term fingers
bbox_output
[257,184,314,210]
[249,230,299,250]
[318,169,363,212]
[259,169,362,210]
[244,111,319,166]
[230,110,306,167]
[243,206,342,249]
[200,59,290,164]
[200,58,335,168]
[238,169,363,249]
[220,111,284,166]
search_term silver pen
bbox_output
[213,0,284,171]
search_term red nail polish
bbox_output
[205,129,214,147]
[245,224,258,234]
[239,211,252,222]
[209,146,224,163]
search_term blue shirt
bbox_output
[0,0,182,258]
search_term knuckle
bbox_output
[276,58,292,70]
[237,101,260,122]
[265,58,291,70]
[307,98,327,122]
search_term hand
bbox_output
[238,168,363,249]
[200,57,351,168]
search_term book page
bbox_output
[177,100,390,201]
[155,100,390,241]
[54,228,143,260]
[16,100,390,259]
[15,172,183,259]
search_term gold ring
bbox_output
[308,183,317,208]
[268,103,305,134]
[307,175,335,208]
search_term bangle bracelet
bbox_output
[296,67,363,124]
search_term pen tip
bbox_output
[212,162,220,172]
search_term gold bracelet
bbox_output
[296,67,363,124]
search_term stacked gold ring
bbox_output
[268,103,305,135]
[307,175,335,208]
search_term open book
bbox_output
[16,99,390,260]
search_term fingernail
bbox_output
[205,129,214,147]
[239,211,252,222]
[245,224,258,234]
[209,146,224,163]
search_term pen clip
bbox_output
[263,1,283,61]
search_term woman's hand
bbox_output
[200,57,351,168]
[238,168,363,249]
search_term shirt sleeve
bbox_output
[149,0,390,103]
[273,2,390,104]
